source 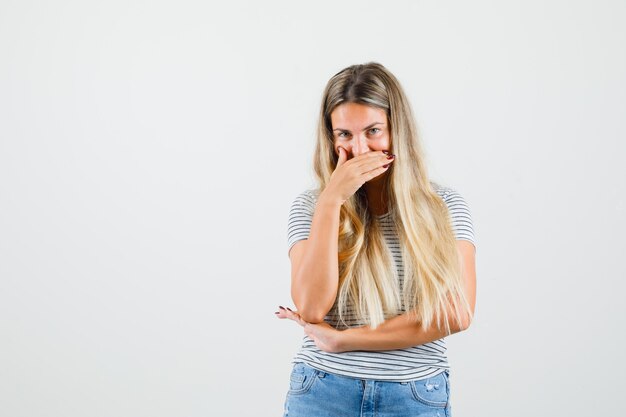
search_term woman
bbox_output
[275,62,476,417]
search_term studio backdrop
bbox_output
[1,1,624,416]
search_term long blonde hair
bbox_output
[313,62,472,334]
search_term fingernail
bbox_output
[286,307,293,311]
[383,164,390,168]
[387,154,395,159]
[279,306,285,310]
[382,150,389,154]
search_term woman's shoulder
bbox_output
[430,181,476,245]
[430,181,474,218]
[430,181,453,198]
[302,188,321,199]
[289,188,321,212]
[294,188,321,201]
[429,181,467,203]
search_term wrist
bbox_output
[318,189,343,209]
[340,326,367,351]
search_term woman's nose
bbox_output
[351,135,370,157]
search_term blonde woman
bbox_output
[275,62,476,417]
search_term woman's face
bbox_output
[330,102,391,160]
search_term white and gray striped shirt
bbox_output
[286,182,476,382]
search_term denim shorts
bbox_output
[282,362,452,417]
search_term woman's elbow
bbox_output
[291,301,327,323]
[291,289,334,323]
[299,310,327,323]
[448,313,472,334]
[291,296,328,323]
[459,313,473,332]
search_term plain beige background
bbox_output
[1,1,625,416]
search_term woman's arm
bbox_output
[278,240,476,352]
[289,150,394,324]
[289,191,343,323]
[341,309,461,351]
[340,240,477,351]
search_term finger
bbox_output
[278,306,307,326]
[336,146,347,167]
[359,153,394,175]
[363,164,392,182]
[275,306,294,318]
[283,306,299,317]
[353,151,394,171]
[275,311,305,327]
[275,309,292,318]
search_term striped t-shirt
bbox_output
[286,181,476,382]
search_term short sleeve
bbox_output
[441,187,476,249]
[286,190,318,256]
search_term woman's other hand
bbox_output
[275,306,308,327]
[275,306,348,353]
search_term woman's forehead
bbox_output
[330,103,387,129]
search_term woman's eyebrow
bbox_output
[333,122,384,132]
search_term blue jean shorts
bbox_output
[282,362,452,417]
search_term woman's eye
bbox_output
[338,132,349,138]
[369,128,380,134]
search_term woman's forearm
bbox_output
[290,191,342,323]
[341,310,467,351]
[341,240,476,351]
